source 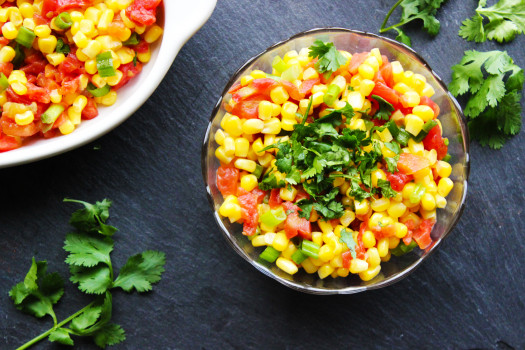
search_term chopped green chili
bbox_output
[15,27,36,48]
[87,82,111,97]
[260,208,287,227]
[259,246,280,263]
[54,12,73,30]
[96,51,116,77]
[301,240,320,259]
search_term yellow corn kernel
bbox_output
[58,119,75,135]
[33,24,51,38]
[281,243,297,259]
[317,264,335,279]
[261,118,281,134]
[23,18,35,30]
[0,91,6,105]
[0,46,15,63]
[421,193,436,211]
[82,59,97,75]
[339,210,355,227]
[400,70,415,87]
[438,177,454,197]
[73,31,89,48]
[330,255,343,269]
[71,96,87,113]
[14,110,34,125]
[246,69,263,79]
[222,137,235,156]
[369,169,386,188]
[318,244,334,262]
[312,84,328,94]
[115,47,134,65]
[377,238,389,257]
[348,258,368,274]
[219,202,240,221]
[307,91,322,107]
[347,91,364,110]
[0,8,7,23]
[336,267,349,277]
[96,90,117,106]
[359,265,381,281]
[257,100,273,120]
[280,118,295,131]
[137,48,151,63]
[144,24,163,44]
[412,105,434,122]
[80,40,101,59]
[435,194,447,209]
[387,202,406,218]
[241,119,264,134]
[215,147,233,165]
[404,114,424,136]
[276,257,298,275]
[11,82,27,95]
[232,138,248,158]
[387,237,399,250]
[97,9,114,33]
[281,101,298,120]
[222,114,243,137]
[316,220,332,236]
[364,55,379,72]
[67,107,81,125]
[89,73,105,89]
[302,67,318,80]
[407,139,425,157]
[413,73,427,92]
[279,186,297,202]
[234,159,256,173]
[310,231,322,247]
[370,48,382,65]
[436,160,452,178]
[393,82,413,94]
[358,63,375,80]
[371,197,390,213]
[403,91,420,107]
[270,86,288,104]
[421,208,437,220]
[272,232,289,252]
[95,35,122,52]
[420,84,435,97]
[79,19,96,37]
[301,258,318,274]
[362,230,376,249]
[358,79,375,97]
[18,3,33,18]
[2,22,18,40]
[392,222,407,238]
[8,70,26,85]
[105,70,123,86]
[240,75,253,86]
[365,248,379,268]
[48,89,61,104]
[45,53,65,66]
[70,21,80,35]
[354,199,369,215]
[9,8,23,27]
[36,35,57,54]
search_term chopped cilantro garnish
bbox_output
[371,95,395,121]
[339,229,357,259]
[308,40,348,77]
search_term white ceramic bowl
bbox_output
[0,0,217,168]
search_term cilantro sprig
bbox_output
[380,0,447,46]
[449,50,524,149]
[308,40,348,78]
[9,199,166,349]
[459,0,525,43]
[260,96,397,220]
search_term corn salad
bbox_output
[0,0,163,152]
[214,43,454,282]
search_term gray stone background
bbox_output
[1,1,524,349]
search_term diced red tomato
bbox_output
[42,0,93,18]
[412,219,435,249]
[397,152,431,175]
[238,192,259,236]
[26,82,51,103]
[1,114,40,137]
[82,98,99,120]
[268,189,283,209]
[371,81,400,107]
[379,63,394,88]
[0,62,13,77]
[282,201,311,240]
[227,82,242,94]
[125,0,162,26]
[0,37,9,46]
[229,94,266,119]
[402,220,417,245]
[299,78,320,97]
[0,132,21,152]
[58,52,85,75]
[113,62,143,90]
[280,80,303,101]
[216,165,239,196]
[348,52,368,74]
[386,171,414,191]
[251,188,267,204]
[423,125,448,160]
[294,188,310,203]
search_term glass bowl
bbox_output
[201,28,469,294]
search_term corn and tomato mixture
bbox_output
[215,41,454,282]
[0,0,163,152]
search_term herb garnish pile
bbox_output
[9,199,166,349]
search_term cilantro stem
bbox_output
[380,0,405,33]
[16,302,94,350]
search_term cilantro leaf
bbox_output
[258,171,286,191]
[113,251,166,292]
[64,198,117,236]
[9,258,64,319]
[449,50,524,148]
[371,95,395,121]
[70,265,113,294]
[64,233,114,267]
[459,0,525,43]
[93,323,126,347]
[377,179,398,198]
[308,40,348,76]
[380,0,447,45]
[339,229,357,259]
[49,328,74,346]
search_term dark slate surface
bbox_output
[1,1,524,349]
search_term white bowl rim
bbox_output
[0,0,217,169]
